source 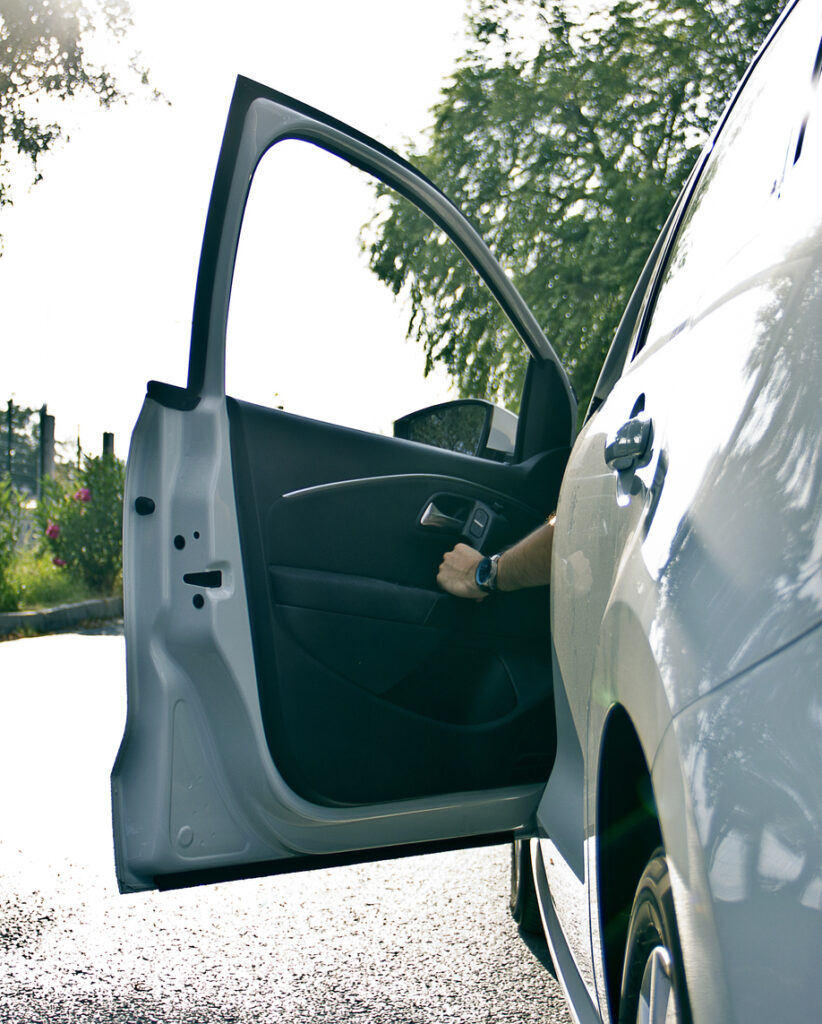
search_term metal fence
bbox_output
[2,399,113,496]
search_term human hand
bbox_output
[436,543,487,600]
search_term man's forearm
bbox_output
[496,517,555,591]
[436,515,555,599]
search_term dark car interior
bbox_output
[226,374,568,806]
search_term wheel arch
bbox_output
[596,703,662,1022]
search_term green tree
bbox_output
[0,0,157,242]
[366,0,785,414]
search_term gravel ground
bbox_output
[0,633,573,1024]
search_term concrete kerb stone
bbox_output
[0,597,124,638]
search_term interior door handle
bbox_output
[420,500,467,532]
[604,415,653,471]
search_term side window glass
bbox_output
[225,140,528,443]
[637,2,822,357]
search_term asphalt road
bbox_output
[0,632,572,1024]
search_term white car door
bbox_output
[111,78,576,894]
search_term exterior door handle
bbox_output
[604,415,653,471]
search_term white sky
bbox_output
[0,0,470,458]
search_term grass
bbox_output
[5,550,100,610]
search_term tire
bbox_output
[618,849,692,1024]
[509,839,543,935]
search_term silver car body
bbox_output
[545,2,822,1019]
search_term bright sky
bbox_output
[0,1,469,458]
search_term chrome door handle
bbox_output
[420,501,467,532]
[604,415,653,471]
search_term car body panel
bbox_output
[545,1,822,1020]
[650,712,734,1024]
[668,622,822,1023]
[532,837,601,1024]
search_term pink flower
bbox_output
[74,488,91,502]
[46,521,60,539]
[52,557,66,567]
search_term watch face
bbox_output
[476,556,493,589]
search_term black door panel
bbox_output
[227,396,563,807]
[267,475,537,589]
[269,566,550,639]
[268,601,555,805]
[230,398,567,583]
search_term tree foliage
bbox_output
[0,0,154,234]
[366,0,785,413]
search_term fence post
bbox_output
[39,407,55,495]
[5,399,11,479]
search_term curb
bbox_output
[0,597,124,638]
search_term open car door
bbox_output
[111,77,576,893]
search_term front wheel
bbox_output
[618,849,692,1024]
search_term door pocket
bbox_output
[381,646,517,725]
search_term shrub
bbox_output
[0,476,23,611]
[9,549,94,609]
[39,454,125,595]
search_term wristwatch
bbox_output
[475,552,501,592]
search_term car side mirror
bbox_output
[393,399,518,462]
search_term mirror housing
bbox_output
[393,399,518,462]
